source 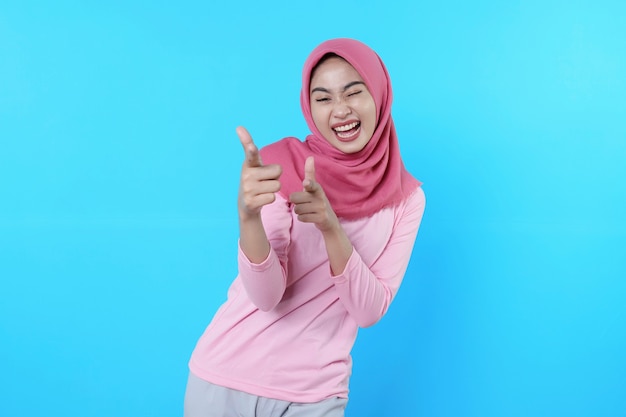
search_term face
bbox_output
[309,57,376,154]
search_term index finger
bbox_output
[304,156,316,182]
[236,126,262,167]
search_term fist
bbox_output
[289,157,339,232]
[236,126,282,218]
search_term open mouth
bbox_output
[333,121,361,142]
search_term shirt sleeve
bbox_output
[237,194,293,311]
[331,187,426,327]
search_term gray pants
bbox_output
[184,372,347,417]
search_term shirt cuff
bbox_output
[330,249,362,284]
[237,239,276,272]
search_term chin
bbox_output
[339,143,366,154]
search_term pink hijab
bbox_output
[260,38,421,220]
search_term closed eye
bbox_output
[347,90,362,97]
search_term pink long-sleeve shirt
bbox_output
[189,187,425,403]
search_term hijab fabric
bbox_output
[260,38,421,220]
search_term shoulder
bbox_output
[260,136,302,154]
[390,186,425,229]
[390,186,425,215]
[407,186,426,209]
[259,136,307,167]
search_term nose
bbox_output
[332,100,351,119]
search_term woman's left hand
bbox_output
[289,157,339,233]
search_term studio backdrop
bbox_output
[1,1,624,416]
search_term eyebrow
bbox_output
[311,81,366,94]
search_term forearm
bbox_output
[332,188,426,327]
[238,215,284,312]
[238,196,292,312]
[321,224,354,276]
[332,252,392,327]
[239,213,271,264]
[238,243,286,312]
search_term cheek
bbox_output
[311,106,329,130]
[364,103,377,132]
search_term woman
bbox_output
[185,38,425,416]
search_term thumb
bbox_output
[304,156,316,183]
[303,156,319,192]
[236,126,262,167]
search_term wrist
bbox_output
[239,209,262,223]
[319,215,342,235]
[320,221,342,238]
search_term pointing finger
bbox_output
[236,126,262,167]
[304,156,316,182]
[303,156,320,193]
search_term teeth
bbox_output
[334,122,359,132]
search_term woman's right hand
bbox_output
[236,126,282,221]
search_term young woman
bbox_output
[185,38,426,416]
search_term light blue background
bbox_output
[1,1,625,416]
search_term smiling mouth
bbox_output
[333,121,361,141]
